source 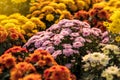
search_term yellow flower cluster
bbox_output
[28,0,72,27]
[94,0,120,13]
[11,0,27,3]
[0,0,30,15]
[103,10,120,42]
[53,0,104,11]
[93,0,120,42]
[27,0,104,28]
[0,13,46,40]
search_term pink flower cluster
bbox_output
[23,19,109,58]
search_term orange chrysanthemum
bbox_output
[0,53,16,68]
[0,26,8,43]
[44,65,72,80]
[20,73,42,80]
[4,46,28,54]
[10,62,36,80]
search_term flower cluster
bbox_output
[0,13,46,39]
[25,49,57,73]
[94,0,120,13]
[27,0,73,28]
[0,25,26,54]
[23,19,109,78]
[19,73,42,80]
[53,0,104,11]
[82,52,110,71]
[0,53,16,70]
[0,46,73,80]
[74,5,110,32]
[10,62,36,80]
[0,26,8,43]
[4,46,28,62]
[0,0,30,15]
[43,65,74,80]
[0,13,46,53]
[81,43,120,80]
[28,0,104,28]
[0,46,29,79]
[101,44,120,67]
[11,0,27,3]
[101,66,120,80]
[82,52,110,79]
[103,10,120,45]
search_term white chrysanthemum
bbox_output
[100,57,110,66]
[82,52,110,69]
[102,44,120,51]
[105,66,119,75]
[117,70,120,77]
[82,54,91,61]
[90,52,105,61]
[106,74,113,80]
[103,49,110,54]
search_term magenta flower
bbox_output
[62,44,72,49]
[70,33,80,37]
[46,46,55,53]
[102,37,109,43]
[82,28,91,36]
[63,48,74,56]
[52,50,62,59]
[73,41,84,48]
[74,37,85,43]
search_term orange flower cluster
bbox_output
[0,26,8,43]
[0,26,26,54]
[25,49,57,68]
[0,26,26,44]
[19,73,42,80]
[7,28,26,42]
[10,62,36,80]
[4,46,28,54]
[0,46,74,80]
[74,6,110,32]
[4,46,28,62]
[43,65,73,80]
[0,53,16,73]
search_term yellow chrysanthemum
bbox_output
[0,20,10,25]
[46,14,54,22]
[27,33,34,37]
[11,0,27,3]
[115,1,120,8]
[115,36,120,42]
[8,19,19,24]
[22,21,35,30]
[49,2,58,9]
[61,0,75,5]
[4,23,16,29]
[0,15,7,21]
[57,3,66,10]
[76,1,85,10]
[69,4,78,12]
[8,13,21,19]
[41,6,55,14]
